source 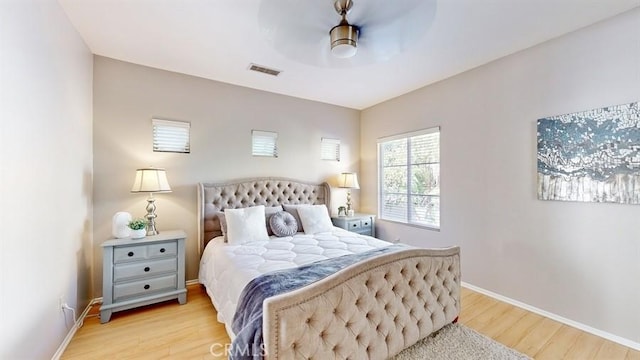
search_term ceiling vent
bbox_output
[248,63,281,77]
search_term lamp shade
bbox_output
[131,168,172,193]
[338,172,360,189]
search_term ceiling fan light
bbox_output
[330,24,358,58]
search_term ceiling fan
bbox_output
[258,0,437,67]
[329,0,359,58]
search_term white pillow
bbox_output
[224,205,270,244]
[297,205,334,234]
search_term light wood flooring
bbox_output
[62,284,639,359]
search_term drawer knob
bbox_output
[160,248,166,253]
[363,222,369,226]
[352,223,357,227]
[144,284,150,290]
[128,251,134,257]
[144,266,150,272]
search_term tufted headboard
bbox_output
[197,178,331,254]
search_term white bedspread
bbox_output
[198,227,391,335]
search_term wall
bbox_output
[0,0,93,358]
[93,57,361,295]
[361,9,640,345]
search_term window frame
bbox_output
[377,126,440,230]
[152,118,191,154]
[251,130,278,157]
[320,137,341,161]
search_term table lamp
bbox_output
[338,172,359,216]
[130,167,172,236]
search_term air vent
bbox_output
[248,63,281,77]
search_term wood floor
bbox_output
[62,284,639,359]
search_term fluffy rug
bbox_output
[392,323,531,360]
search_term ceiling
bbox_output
[58,0,639,110]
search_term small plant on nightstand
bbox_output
[127,218,148,239]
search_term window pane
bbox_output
[153,119,190,153]
[383,166,407,193]
[411,132,439,164]
[411,164,440,196]
[378,127,440,230]
[410,195,440,228]
[321,138,340,161]
[381,193,407,222]
[252,130,278,157]
[382,138,407,166]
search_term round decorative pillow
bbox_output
[269,211,298,237]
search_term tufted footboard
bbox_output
[262,246,460,360]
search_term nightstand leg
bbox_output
[178,292,187,305]
[100,309,112,324]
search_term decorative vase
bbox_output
[112,212,132,238]
[130,228,146,239]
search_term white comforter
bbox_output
[198,227,391,335]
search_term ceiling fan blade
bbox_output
[357,0,437,59]
[258,0,334,66]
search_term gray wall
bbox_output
[361,9,640,344]
[0,0,94,358]
[93,57,361,294]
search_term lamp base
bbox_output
[145,194,159,236]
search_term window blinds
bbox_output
[321,138,341,161]
[152,119,190,153]
[252,130,278,157]
[378,127,440,229]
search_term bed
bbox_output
[198,178,460,359]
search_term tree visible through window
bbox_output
[378,127,440,229]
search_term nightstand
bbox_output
[331,213,375,237]
[100,230,187,323]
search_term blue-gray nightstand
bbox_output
[100,230,187,323]
[331,213,375,237]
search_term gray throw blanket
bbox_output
[229,244,408,360]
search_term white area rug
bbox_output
[392,323,531,360]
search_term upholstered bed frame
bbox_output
[198,178,460,359]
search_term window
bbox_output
[320,138,340,161]
[252,130,278,157]
[152,119,190,153]
[378,127,440,229]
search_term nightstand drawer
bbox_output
[114,274,177,301]
[114,245,147,263]
[113,258,177,282]
[347,220,362,230]
[148,242,177,258]
[113,242,177,264]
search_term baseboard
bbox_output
[462,282,640,351]
[186,279,200,286]
[51,298,100,360]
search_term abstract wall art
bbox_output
[537,101,640,204]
